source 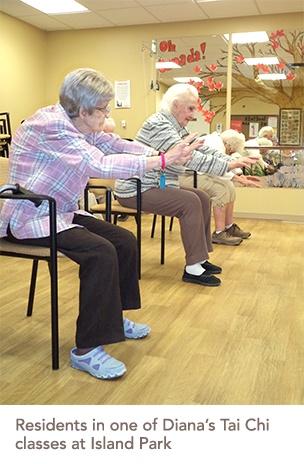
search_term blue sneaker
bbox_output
[123,318,151,339]
[70,346,126,379]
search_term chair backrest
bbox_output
[0,113,12,139]
[0,156,9,183]
[88,178,115,198]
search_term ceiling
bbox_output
[1,0,303,87]
[1,0,303,31]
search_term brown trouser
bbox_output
[118,186,213,265]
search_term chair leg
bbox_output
[161,216,165,264]
[27,259,39,317]
[169,217,174,231]
[134,216,141,279]
[151,214,157,238]
[48,260,59,370]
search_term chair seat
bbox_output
[89,199,137,215]
[0,237,65,258]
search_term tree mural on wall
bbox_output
[192,30,304,122]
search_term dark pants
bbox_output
[6,214,141,349]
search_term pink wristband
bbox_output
[160,152,166,170]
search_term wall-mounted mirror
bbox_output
[149,29,304,187]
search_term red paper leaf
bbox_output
[215,81,223,90]
[208,64,217,72]
[236,55,244,63]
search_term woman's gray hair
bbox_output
[160,84,199,113]
[220,129,245,153]
[258,126,274,138]
[59,68,115,118]
[256,137,273,147]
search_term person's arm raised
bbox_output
[145,142,194,171]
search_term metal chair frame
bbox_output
[0,183,59,369]
[151,170,198,264]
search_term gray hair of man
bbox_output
[159,84,199,114]
[59,68,115,119]
[220,129,245,154]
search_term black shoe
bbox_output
[182,270,221,287]
[117,214,129,222]
[202,261,222,274]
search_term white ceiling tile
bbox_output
[49,12,115,29]
[94,7,160,26]
[13,14,72,30]
[145,3,209,22]
[79,0,140,11]
[197,0,260,19]
[255,0,304,15]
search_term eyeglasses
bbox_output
[95,105,111,116]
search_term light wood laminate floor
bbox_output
[0,215,303,405]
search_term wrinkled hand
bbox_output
[165,142,194,166]
[229,155,260,171]
[183,133,205,151]
[232,175,261,188]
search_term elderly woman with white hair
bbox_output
[115,84,259,285]
[180,129,260,245]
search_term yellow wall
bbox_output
[0,13,47,132]
[1,11,303,136]
[234,187,304,222]
[1,10,303,221]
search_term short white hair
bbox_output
[160,84,198,113]
[258,126,274,138]
[220,129,245,153]
[256,137,273,147]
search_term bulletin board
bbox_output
[279,109,302,145]
[230,114,278,140]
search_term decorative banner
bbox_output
[115,80,131,109]
[157,39,207,71]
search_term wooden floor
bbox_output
[0,214,303,405]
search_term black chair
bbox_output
[0,158,61,369]
[151,170,198,264]
[0,112,12,157]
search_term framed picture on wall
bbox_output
[279,109,302,145]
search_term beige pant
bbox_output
[179,173,236,208]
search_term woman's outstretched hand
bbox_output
[164,143,193,166]
[229,155,260,171]
[232,175,261,188]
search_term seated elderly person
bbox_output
[257,125,277,144]
[180,129,260,245]
[0,68,195,380]
[244,137,278,172]
[115,84,260,286]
